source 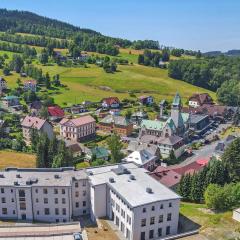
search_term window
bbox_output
[116,216,119,226]
[20,202,26,210]
[76,202,79,208]
[83,210,86,214]
[159,215,163,223]
[121,209,125,218]
[151,206,155,211]
[142,208,146,213]
[169,202,172,208]
[75,191,79,197]
[62,208,66,215]
[37,211,39,215]
[82,180,86,187]
[13,210,16,215]
[2,208,7,215]
[44,208,50,215]
[166,226,171,235]
[55,208,59,215]
[19,190,25,197]
[158,228,162,237]
[150,217,155,225]
[62,198,66,204]
[75,182,79,188]
[1,198,6,203]
[55,198,58,204]
[83,190,86,196]
[11,189,13,193]
[36,198,39,203]
[83,201,86,207]
[44,198,48,204]
[116,204,120,212]
[43,189,48,194]
[126,228,130,240]
[140,232,145,240]
[167,213,172,221]
[35,189,38,194]
[127,215,131,225]
[149,230,154,239]
[11,198,14,203]
[1,188,4,194]
[62,189,65,194]
[141,219,146,227]
[160,204,164,209]
[54,189,58,194]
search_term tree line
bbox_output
[168,56,240,106]
[138,50,169,67]
[0,33,68,49]
[178,138,240,209]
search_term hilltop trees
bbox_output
[138,50,169,67]
[10,54,24,73]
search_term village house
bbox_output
[1,96,20,108]
[101,97,120,109]
[21,116,54,145]
[23,80,37,92]
[123,149,157,171]
[150,159,209,191]
[99,115,133,136]
[29,101,42,115]
[188,93,213,108]
[86,146,109,161]
[0,77,7,94]
[48,106,65,121]
[64,140,82,158]
[60,115,96,142]
[130,111,148,126]
[189,114,212,136]
[138,95,154,105]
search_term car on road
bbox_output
[73,232,83,240]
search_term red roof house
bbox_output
[102,97,120,109]
[188,93,213,108]
[48,106,65,121]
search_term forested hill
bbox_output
[0,9,160,51]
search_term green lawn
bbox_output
[180,202,240,239]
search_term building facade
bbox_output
[21,116,54,145]
[0,77,7,94]
[60,115,96,142]
[0,163,181,240]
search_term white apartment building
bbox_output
[0,163,181,240]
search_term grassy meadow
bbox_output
[0,151,36,169]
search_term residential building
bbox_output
[1,96,20,108]
[189,114,212,135]
[60,115,96,142]
[150,159,209,190]
[130,111,148,126]
[64,140,82,158]
[21,116,54,145]
[123,150,157,171]
[48,106,65,121]
[102,97,120,109]
[188,93,213,108]
[0,77,7,94]
[0,163,181,240]
[86,147,109,161]
[29,101,42,115]
[23,80,37,92]
[138,96,154,105]
[99,115,133,136]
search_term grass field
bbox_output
[180,202,240,239]
[0,151,36,169]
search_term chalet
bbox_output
[48,106,65,121]
[21,116,54,145]
[101,97,120,109]
[99,115,133,136]
[1,96,19,108]
[188,93,213,108]
[23,80,37,92]
[123,149,157,171]
[138,95,154,105]
[60,115,96,142]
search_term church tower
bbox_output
[171,93,185,133]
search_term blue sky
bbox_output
[1,0,240,52]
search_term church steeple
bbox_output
[171,93,184,131]
[172,92,182,109]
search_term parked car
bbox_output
[73,232,83,240]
